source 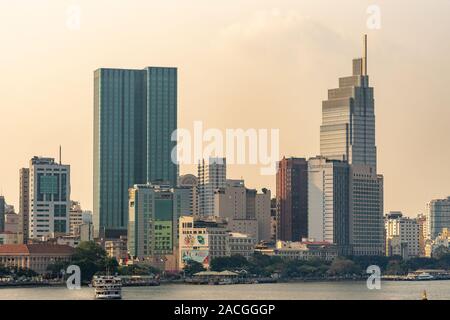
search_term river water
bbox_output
[0,281,449,300]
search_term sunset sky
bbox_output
[1,0,450,217]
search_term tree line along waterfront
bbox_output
[2,241,450,285]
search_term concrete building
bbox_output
[427,196,450,239]
[19,168,30,242]
[178,216,230,270]
[128,184,176,260]
[308,156,351,254]
[228,219,258,240]
[385,212,420,259]
[177,174,198,216]
[4,213,19,233]
[255,241,338,262]
[276,157,308,241]
[0,244,74,274]
[0,232,22,245]
[105,236,128,264]
[198,157,226,216]
[350,165,384,256]
[29,157,70,240]
[417,213,427,257]
[94,67,178,236]
[255,189,272,242]
[228,232,256,259]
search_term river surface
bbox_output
[0,281,448,300]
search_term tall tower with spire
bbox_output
[320,34,376,170]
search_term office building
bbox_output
[350,165,384,256]
[29,157,70,240]
[94,66,178,235]
[308,156,351,254]
[177,174,198,216]
[276,157,308,241]
[19,168,30,242]
[255,188,272,242]
[417,213,427,256]
[385,212,420,259]
[128,184,176,259]
[198,157,226,217]
[320,35,376,169]
[427,196,450,239]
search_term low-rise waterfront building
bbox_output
[255,240,338,261]
[228,232,256,259]
[0,244,74,274]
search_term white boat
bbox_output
[92,275,122,299]
[416,272,434,280]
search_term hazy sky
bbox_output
[1,0,450,217]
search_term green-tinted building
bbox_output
[94,67,178,234]
[128,184,183,258]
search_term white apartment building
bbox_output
[29,157,70,239]
[385,212,420,259]
[198,158,226,216]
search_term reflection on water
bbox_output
[0,281,449,300]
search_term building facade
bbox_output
[350,165,384,256]
[128,184,176,259]
[198,157,226,217]
[385,212,419,259]
[178,216,230,270]
[0,244,74,274]
[19,168,30,243]
[308,156,351,254]
[320,35,376,169]
[94,67,178,235]
[0,196,4,232]
[228,232,256,260]
[276,157,308,241]
[427,196,450,239]
[177,174,198,216]
[29,157,70,240]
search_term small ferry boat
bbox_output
[92,275,122,300]
[416,272,434,281]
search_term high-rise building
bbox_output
[427,196,450,239]
[318,35,384,256]
[385,212,420,259]
[19,168,30,242]
[94,67,178,235]
[276,157,308,241]
[177,174,198,216]
[350,165,384,256]
[0,196,5,232]
[29,157,70,239]
[128,183,177,259]
[417,213,427,256]
[320,35,376,169]
[197,157,226,216]
[255,188,272,242]
[308,156,351,254]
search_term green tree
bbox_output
[183,260,205,276]
[328,258,360,276]
[210,255,250,272]
[70,241,113,281]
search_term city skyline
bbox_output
[2,1,450,218]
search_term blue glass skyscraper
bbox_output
[94,67,178,234]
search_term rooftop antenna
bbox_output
[363,34,368,75]
[59,145,62,165]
